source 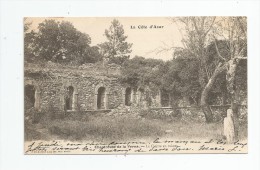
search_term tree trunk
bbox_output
[201,63,227,123]
[231,101,239,139]
[201,84,213,123]
[170,93,181,118]
[221,87,227,105]
[226,59,240,139]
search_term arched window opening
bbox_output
[138,88,145,105]
[146,90,152,106]
[25,85,36,110]
[125,87,132,106]
[65,86,74,111]
[97,87,106,109]
[161,89,170,107]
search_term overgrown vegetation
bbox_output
[25,112,247,142]
[25,17,247,125]
[120,44,247,107]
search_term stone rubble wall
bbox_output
[24,62,247,123]
[24,63,162,115]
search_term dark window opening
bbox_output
[161,89,170,107]
[146,91,152,106]
[65,86,74,110]
[25,85,36,109]
[125,87,132,106]
[97,87,106,109]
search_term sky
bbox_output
[26,17,184,61]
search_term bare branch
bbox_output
[237,17,247,38]
[213,37,226,62]
[204,17,216,37]
[237,40,247,57]
[191,17,200,35]
[145,41,178,56]
[235,56,247,60]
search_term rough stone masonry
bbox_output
[24,61,247,122]
[24,62,166,115]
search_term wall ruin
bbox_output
[24,62,247,122]
[24,62,163,115]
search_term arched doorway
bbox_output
[65,86,74,111]
[137,88,145,106]
[161,89,170,107]
[97,87,106,109]
[125,87,132,106]
[146,90,152,107]
[25,85,36,109]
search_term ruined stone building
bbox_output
[24,60,248,123]
[24,62,171,114]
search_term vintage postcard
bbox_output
[24,17,247,154]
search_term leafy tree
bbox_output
[24,20,37,63]
[120,52,201,106]
[82,46,103,63]
[171,17,247,123]
[120,56,163,87]
[170,17,219,122]
[99,19,132,65]
[25,19,102,65]
[153,49,201,105]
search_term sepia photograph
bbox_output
[24,17,247,154]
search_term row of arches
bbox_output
[124,87,145,106]
[25,83,171,112]
[124,87,171,107]
[24,84,109,111]
[63,85,108,111]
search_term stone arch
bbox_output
[137,87,145,106]
[145,87,152,107]
[25,85,35,108]
[62,83,78,111]
[160,89,170,107]
[94,84,110,110]
[24,80,41,111]
[65,86,74,110]
[136,86,152,108]
[124,87,132,106]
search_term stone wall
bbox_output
[145,105,247,123]
[24,63,126,113]
[24,62,162,114]
[24,62,247,123]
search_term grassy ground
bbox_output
[25,112,247,142]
